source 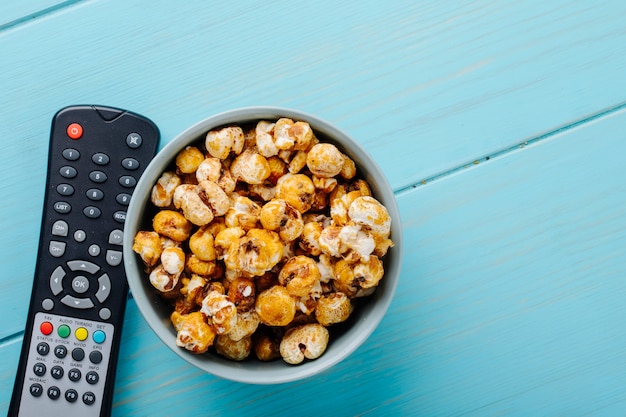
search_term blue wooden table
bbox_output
[2,1,626,416]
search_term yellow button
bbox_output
[75,327,88,341]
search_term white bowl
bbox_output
[123,107,402,384]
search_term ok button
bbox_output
[72,276,90,294]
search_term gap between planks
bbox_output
[395,100,626,196]
[0,0,89,32]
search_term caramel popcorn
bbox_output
[133,117,395,365]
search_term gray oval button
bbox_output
[54,201,71,214]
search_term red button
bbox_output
[40,321,53,335]
[67,123,83,140]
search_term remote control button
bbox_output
[56,183,74,196]
[86,188,104,201]
[72,276,90,294]
[72,347,85,361]
[89,350,103,364]
[92,152,110,165]
[42,298,54,310]
[122,157,140,170]
[50,266,65,295]
[96,274,111,303]
[119,175,137,188]
[57,324,71,338]
[83,391,96,406]
[126,132,142,148]
[86,371,100,385]
[60,166,77,179]
[89,170,107,183]
[67,260,100,274]
[106,250,123,266]
[48,386,61,400]
[29,383,43,397]
[36,342,50,356]
[53,201,71,214]
[84,206,102,219]
[65,389,79,403]
[49,241,66,257]
[113,210,126,223]
[62,148,80,160]
[108,229,124,245]
[33,362,46,376]
[67,123,83,139]
[68,368,81,382]
[99,308,111,320]
[54,345,67,358]
[51,365,64,379]
[61,294,95,309]
[74,229,87,242]
[40,321,53,335]
[52,220,69,236]
[93,330,106,344]
[75,327,88,341]
[89,244,101,256]
[116,192,131,205]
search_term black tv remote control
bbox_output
[8,105,159,417]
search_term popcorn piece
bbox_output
[255,121,278,158]
[188,226,216,262]
[298,221,323,256]
[259,199,304,242]
[279,323,329,364]
[205,126,245,159]
[180,274,207,306]
[185,255,218,277]
[227,277,256,312]
[215,335,252,361]
[173,185,214,226]
[225,195,261,230]
[330,190,363,226]
[266,156,287,185]
[201,290,238,335]
[255,285,296,326]
[348,196,392,238]
[198,180,231,217]
[132,231,163,267]
[306,143,345,178]
[333,256,384,298]
[340,154,357,180]
[228,310,260,341]
[152,210,192,241]
[160,247,186,275]
[278,255,321,298]
[196,157,237,193]
[175,146,205,174]
[287,150,308,174]
[151,171,181,207]
[171,311,216,354]
[149,264,181,292]
[253,331,281,361]
[230,149,271,185]
[315,292,352,326]
[248,184,276,202]
[275,173,315,213]
[225,229,283,276]
[214,226,246,260]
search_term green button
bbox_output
[58,325,71,338]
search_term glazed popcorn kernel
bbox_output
[133,117,395,365]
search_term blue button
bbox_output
[92,330,106,344]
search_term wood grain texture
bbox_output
[1,0,626,339]
[1,1,626,415]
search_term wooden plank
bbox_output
[1,0,626,339]
[3,108,624,415]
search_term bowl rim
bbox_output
[123,106,403,384]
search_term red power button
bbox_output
[67,123,83,139]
